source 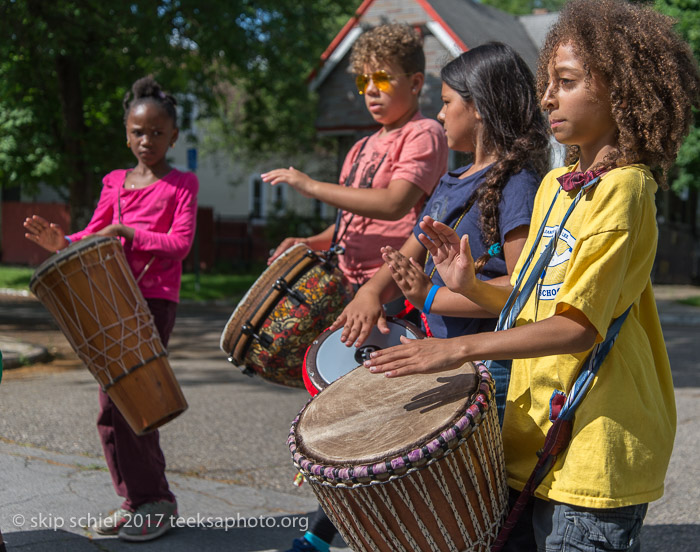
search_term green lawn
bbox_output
[680,296,700,307]
[0,266,34,289]
[0,265,259,302]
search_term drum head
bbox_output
[296,362,479,466]
[304,318,424,394]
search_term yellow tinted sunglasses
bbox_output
[355,70,413,95]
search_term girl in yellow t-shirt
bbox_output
[365,0,699,550]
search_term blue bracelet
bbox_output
[423,284,440,314]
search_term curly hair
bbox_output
[123,75,178,126]
[349,23,425,74]
[441,43,550,273]
[537,0,700,186]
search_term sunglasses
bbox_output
[355,70,413,95]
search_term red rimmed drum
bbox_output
[220,244,353,388]
[302,317,424,396]
[289,362,508,552]
[29,236,188,435]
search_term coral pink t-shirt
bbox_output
[68,168,199,302]
[337,112,448,284]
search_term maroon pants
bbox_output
[96,298,177,510]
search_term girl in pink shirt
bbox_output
[24,76,197,542]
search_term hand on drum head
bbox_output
[329,286,390,348]
[364,335,466,378]
[23,215,69,252]
[381,245,431,309]
[268,237,304,265]
[418,216,477,297]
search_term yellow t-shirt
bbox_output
[504,164,676,508]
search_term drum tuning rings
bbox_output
[273,278,307,306]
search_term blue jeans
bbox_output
[502,489,648,551]
[489,359,511,427]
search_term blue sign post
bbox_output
[187,147,200,293]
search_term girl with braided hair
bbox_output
[25,75,198,542]
[331,42,550,425]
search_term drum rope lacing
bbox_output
[289,364,496,488]
[32,241,166,390]
[303,401,506,552]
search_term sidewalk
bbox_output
[0,441,322,552]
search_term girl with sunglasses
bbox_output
[262,23,448,290]
[331,42,550,427]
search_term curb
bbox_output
[0,338,50,370]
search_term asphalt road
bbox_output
[0,290,698,551]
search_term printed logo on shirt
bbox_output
[428,197,448,223]
[537,225,576,300]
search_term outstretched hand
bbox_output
[23,215,68,252]
[417,216,477,297]
[260,167,315,198]
[381,246,431,309]
[364,335,467,378]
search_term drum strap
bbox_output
[330,136,387,252]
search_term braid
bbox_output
[473,132,549,274]
[123,75,178,125]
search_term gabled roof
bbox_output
[425,0,540,69]
[310,0,550,91]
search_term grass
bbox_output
[0,265,33,289]
[680,296,700,307]
[0,264,260,302]
[179,271,259,302]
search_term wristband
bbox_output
[64,235,72,245]
[423,284,440,314]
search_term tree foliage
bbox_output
[655,0,700,192]
[0,0,355,227]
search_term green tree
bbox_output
[0,0,354,228]
[655,0,700,193]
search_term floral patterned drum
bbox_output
[220,244,353,387]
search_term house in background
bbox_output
[310,0,554,169]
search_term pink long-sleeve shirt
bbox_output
[68,168,199,302]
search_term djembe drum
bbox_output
[30,236,187,435]
[302,317,424,396]
[289,362,508,552]
[220,244,353,388]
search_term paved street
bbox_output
[0,287,698,551]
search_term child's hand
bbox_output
[94,224,135,242]
[23,215,68,252]
[261,167,315,198]
[328,287,390,348]
[418,216,477,297]
[364,335,465,378]
[268,237,304,265]
[381,246,431,308]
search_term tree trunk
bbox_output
[55,54,93,231]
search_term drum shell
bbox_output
[30,236,187,435]
[289,364,508,552]
[221,244,353,388]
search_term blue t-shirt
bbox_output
[413,164,540,338]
